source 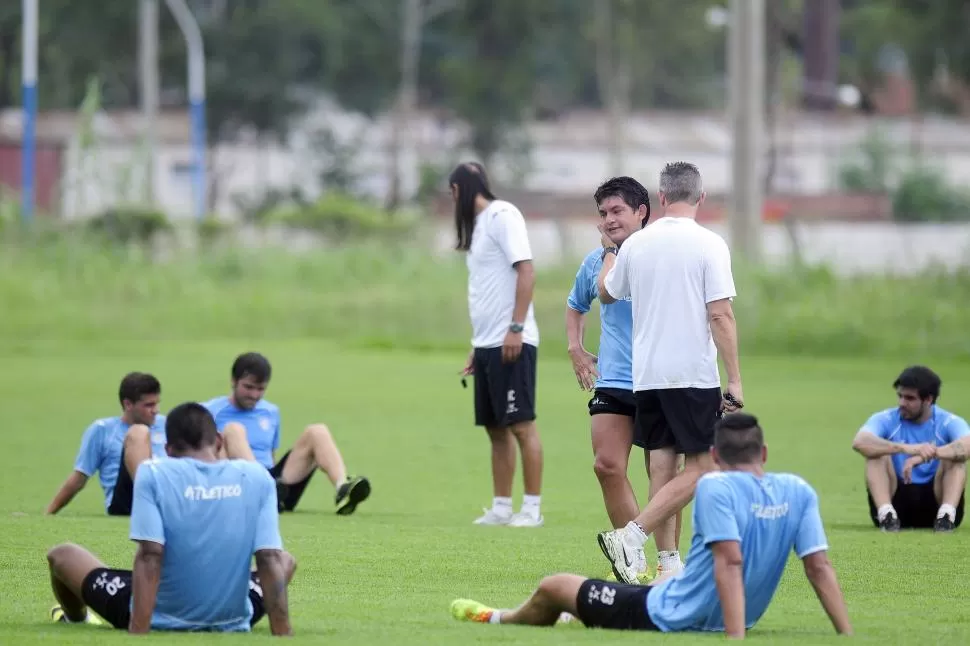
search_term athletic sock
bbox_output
[493,497,513,515]
[521,494,541,516]
[938,503,957,522]
[877,504,896,522]
[623,520,649,548]
[658,550,682,571]
[489,610,504,624]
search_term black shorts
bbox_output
[575,579,659,631]
[635,388,722,456]
[472,344,537,428]
[106,449,134,517]
[268,450,314,512]
[867,481,966,529]
[80,567,266,630]
[588,388,644,448]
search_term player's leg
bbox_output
[646,447,683,575]
[249,551,298,628]
[933,460,967,531]
[106,424,154,516]
[598,388,719,583]
[221,422,258,462]
[504,344,544,527]
[275,423,371,515]
[452,574,585,626]
[589,391,638,528]
[46,543,117,627]
[865,454,901,531]
[473,347,517,525]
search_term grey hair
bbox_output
[659,162,703,205]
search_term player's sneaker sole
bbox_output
[50,604,103,626]
[335,476,371,515]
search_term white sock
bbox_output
[658,550,682,570]
[489,610,504,624]
[938,503,957,522]
[877,504,896,522]
[623,520,649,548]
[521,494,541,515]
[492,497,513,515]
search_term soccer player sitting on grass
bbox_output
[205,352,372,515]
[451,413,853,639]
[47,372,168,517]
[852,365,969,532]
[47,402,295,635]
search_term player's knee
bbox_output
[593,453,625,481]
[124,424,150,446]
[305,423,332,442]
[46,543,78,568]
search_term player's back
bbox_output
[648,471,827,633]
[130,457,278,631]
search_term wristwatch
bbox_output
[602,246,618,260]
[509,322,525,333]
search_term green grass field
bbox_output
[2,340,970,644]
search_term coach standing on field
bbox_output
[594,161,744,583]
[452,162,545,528]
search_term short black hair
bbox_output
[165,402,218,452]
[231,352,272,383]
[593,176,651,227]
[118,372,161,407]
[714,413,764,466]
[450,161,497,251]
[893,365,941,402]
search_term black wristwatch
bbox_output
[602,246,618,260]
[509,322,525,333]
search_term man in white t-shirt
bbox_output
[594,161,744,582]
[451,162,544,528]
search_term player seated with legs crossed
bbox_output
[205,352,371,515]
[47,402,295,634]
[566,176,684,578]
[47,372,168,517]
[450,413,853,639]
[852,365,969,532]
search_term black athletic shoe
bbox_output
[335,476,371,516]
[879,511,901,532]
[275,479,289,513]
[934,516,955,533]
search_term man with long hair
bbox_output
[452,162,544,528]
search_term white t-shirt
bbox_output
[466,200,540,349]
[603,216,736,391]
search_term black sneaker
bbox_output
[335,476,371,516]
[934,516,955,533]
[879,512,900,532]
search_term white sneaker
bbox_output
[508,511,544,527]
[473,508,512,525]
[597,528,644,584]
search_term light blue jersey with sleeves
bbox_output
[566,248,634,391]
[129,457,283,632]
[202,396,281,469]
[73,415,168,510]
[859,405,970,484]
[647,471,828,633]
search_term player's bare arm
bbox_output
[596,253,617,305]
[801,551,853,636]
[712,540,745,639]
[935,435,970,462]
[255,548,293,636]
[129,540,163,634]
[565,306,597,391]
[46,471,88,514]
[503,260,534,364]
[707,298,743,410]
[851,431,933,459]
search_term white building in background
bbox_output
[6,101,970,222]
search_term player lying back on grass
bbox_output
[451,412,853,639]
[47,402,294,635]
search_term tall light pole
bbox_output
[164,0,207,220]
[139,0,159,205]
[22,0,38,223]
[728,0,765,262]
